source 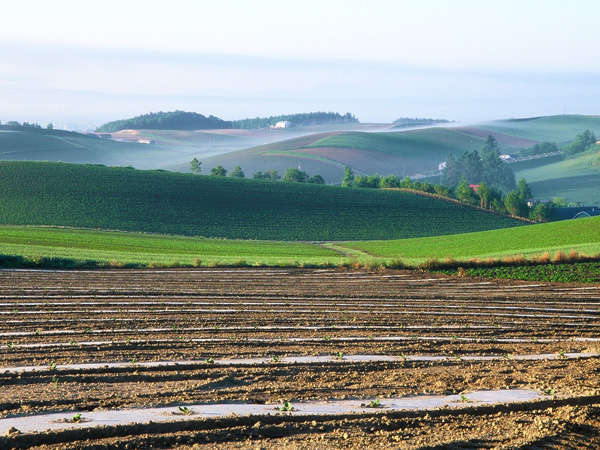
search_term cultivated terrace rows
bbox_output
[0,268,599,448]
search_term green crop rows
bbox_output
[447,262,600,283]
[0,162,522,241]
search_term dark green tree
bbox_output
[379,175,401,188]
[517,178,532,200]
[230,166,245,178]
[456,177,478,205]
[530,202,555,222]
[341,166,354,187]
[504,190,528,217]
[283,168,308,183]
[210,165,227,176]
[477,182,490,209]
[566,130,597,155]
[190,157,201,174]
[308,174,325,184]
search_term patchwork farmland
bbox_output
[1,268,599,447]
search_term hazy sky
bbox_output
[1,0,599,128]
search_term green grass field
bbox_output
[0,226,341,266]
[516,146,600,182]
[477,115,600,143]
[0,161,523,241]
[514,147,600,204]
[340,216,600,263]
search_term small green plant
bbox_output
[279,401,294,412]
[51,375,59,386]
[544,387,556,396]
[129,358,137,365]
[205,357,215,365]
[336,351,344,360]
[7,342,14,349]
[71,413,82,423]
[361,399,383,408]
[459,393,470,402]
[558,350,567,358]
[48,361,57,371]
[178,406,193,416]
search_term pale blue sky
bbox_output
[1,0,599,128]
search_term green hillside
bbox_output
[0,226,339,266]
[0,161,524,241]
[0,128,192,169]
[97,111,231,132]
[477,115,600,143]
[517,146,600,182]
[514,146,600,204]
[341,216,600,263]
[202,128,494,182]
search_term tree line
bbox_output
[231,112,358,129]
[97,111,359,132]
[340,165,553,221]
[190,158,325,184]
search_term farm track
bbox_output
[1,268,599,448]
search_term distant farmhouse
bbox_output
[499,154,516,162]
[271,120,292,129]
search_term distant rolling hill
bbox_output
[197,114,600,196]
[197,127,520,183]
[472,115,600,143]
[0,124,381,171]
[514,145,600,205]
[0,128,198,169]
[0,161,525,241]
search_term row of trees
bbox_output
[190,158,324,184]
[521,129,597,157]
[341,165,553,221]
[231,112,358,129]
[565,129,597,155]
[1,121,53,130]
[97,111,359,132]
[97,111,230,132]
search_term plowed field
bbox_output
[1,269,599,448]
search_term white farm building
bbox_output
[271,120,292,129]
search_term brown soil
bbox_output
[1,268,599,448]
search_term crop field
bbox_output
[340,216,600,263]
[0,162,524,241]
[0,268,599,448]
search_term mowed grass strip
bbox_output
[0,161,523,241]
[0,226,342,266]
[341,216,600,262]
